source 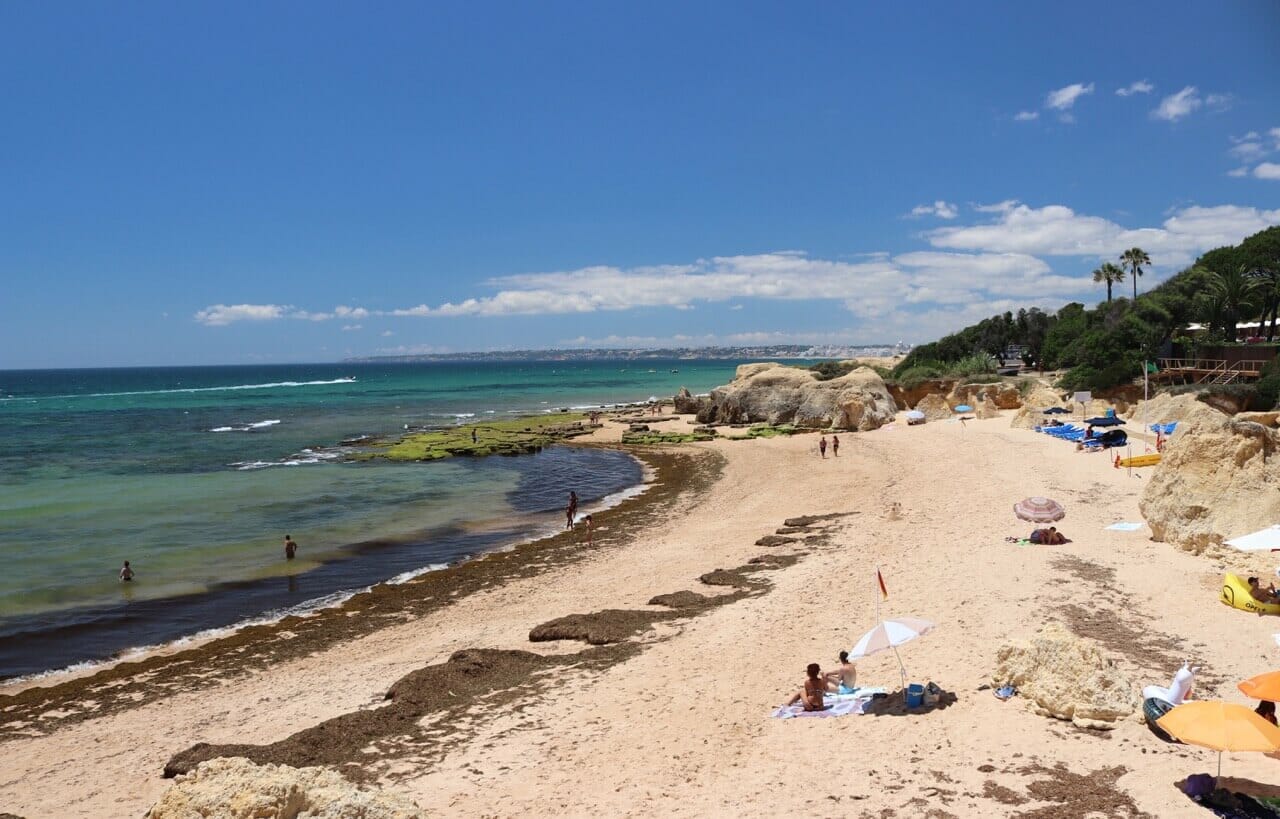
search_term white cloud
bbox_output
[1228,167,1250,178]
[341,324,363,331]
[1205,93,1233,111]
[1256,163,1280,181]
[928,202,1280,269]
[974,200,1019,214]
[1272,127,1280,148]
[1014,111,1039,122]
[1116,80,1154,97]
[1230,140,1267,161]
[1045,82,1094,111]
[194,303,375,326]
[909,200,959,219]
[1152,86,1202,121]
[729,304,744,311]
[194,304,290,326]
[381,330,394,337]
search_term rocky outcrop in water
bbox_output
[146,757,423,819]
[993,622,1138,729]
[694,363,897,430]
[1139,410,1278,554]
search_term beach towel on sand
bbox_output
[770,688,887,719]
[1105,522,1144,531]
[771,698,867,719]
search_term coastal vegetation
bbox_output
[361,414,590,461]
[893,226,1280,402]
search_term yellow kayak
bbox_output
[1116,453,1161,468]
[1221,573,1280,616]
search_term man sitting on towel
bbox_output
[825,651,858,694]
[785,663,828,711]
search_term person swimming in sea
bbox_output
[284,534,297,560]
[119,561,134,582]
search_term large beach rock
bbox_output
[701,363,897,430]
[993,622,1138,729]
[1009,384,1070,429]
[672,387,709,415]
[975,396,1003,419]
[1139,410,1278,554]
[914,393,954,421]
[146,757,423,819]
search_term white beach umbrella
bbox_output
[1225,525,1280,553]
[849,617,935,693]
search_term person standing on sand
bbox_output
[119,561,134,582]
[818,435,827,459]
[831,434,840,457]
[284,535,297,560]
[583,514,593,545]
[566,491,578,529]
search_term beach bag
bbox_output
[1182,773,1215,798]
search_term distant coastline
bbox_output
[344,343,910,364]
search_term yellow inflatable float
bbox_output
[1115,453,1161,468]
[1221,573,1280,616]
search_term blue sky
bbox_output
[2,2,1278,368]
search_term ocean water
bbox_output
[0,360,743,679]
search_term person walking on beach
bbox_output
[284,534,297,560]
[583,514,593,545]
[818,435,828,459]
[119,561,134,582]
[831,434,840,457]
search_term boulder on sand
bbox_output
[914,393,953,421]
[1139,409,1278,554]
[146,757,424,819]
[698,363,897,431]
[992,622,1138,729]
[672,387,709,415]
[949,381,1023,410]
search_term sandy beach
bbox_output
[2,408,1278,818]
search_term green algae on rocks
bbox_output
[360,414,591,461]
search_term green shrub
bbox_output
[947,353,997,378]
[895,365,945,389]
[808,361,857,381]
[1255,358,1280,409]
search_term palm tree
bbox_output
[1120,247,1151,301]
[1092,262,1126,303]
[1200,264,1262,339]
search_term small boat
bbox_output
[670,369,679,373]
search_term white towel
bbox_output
[1105,522,1144,531]
[771,698,868,719]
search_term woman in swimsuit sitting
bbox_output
[785,663,828,711]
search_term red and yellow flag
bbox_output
[876,567,889,601]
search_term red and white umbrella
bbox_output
[1014,496,1065,523]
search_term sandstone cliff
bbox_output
[1140,409,1278,554]
[695,363,897,430]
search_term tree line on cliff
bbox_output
[891,226,1280,403]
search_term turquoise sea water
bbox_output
[0,360,743,678]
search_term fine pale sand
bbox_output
[3,411,1278,817]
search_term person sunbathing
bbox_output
[785,663,828,711]
[1247,576,1280,604]
[825,651,858,694]
[1030,526,1066,545]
